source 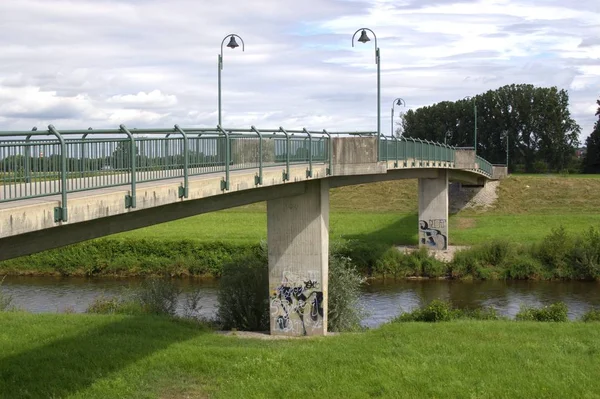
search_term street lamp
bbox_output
[352,28,380,157]
[218,34,245,126]
[464,96,477,153]
[391,98,405,136]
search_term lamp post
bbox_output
[391,98,405,136]
[464,96,477,153]
[352,28,380,158]
[218,34,245,126]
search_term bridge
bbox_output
[0,124,505,336]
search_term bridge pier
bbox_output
[418,170,449,250]
[267,180,329,336]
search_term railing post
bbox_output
[25,134,32,186]
[394,134,398,168]
[279,127,290,181]
[216,125,230,190]
[47,125,68,222]
[81,131,89,178]
[119,125,137,208]
[251,126,263,185]
[322,129,332,176]
[302,128,313,178]
[174,124,189,198]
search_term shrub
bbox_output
[502,253,543,280]
[394,300,501,322]
[534,226,575,277]
[86,295,144,315]
[328,255,366,332]
[515,302,568,322]
[581,309,600,322]
[216,253,270,331]
[374,248,412,279]
[0,276,13,311]
[572,227,600,280]
[395,300,456,322]
[136,278,181,316]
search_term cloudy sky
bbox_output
[0,0,598,140]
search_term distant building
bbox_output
[576,147,587,159]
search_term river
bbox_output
[2,276,600,327]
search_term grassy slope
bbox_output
[115,175,600,245]
[1,312,599,398]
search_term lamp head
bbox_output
[226,35,240,49]
[357,29,370,43]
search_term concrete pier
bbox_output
[418,170,449,250]
[267,180,329,336]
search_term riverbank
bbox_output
[1,312,599,398]
[2,176,600,279]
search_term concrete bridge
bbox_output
[0,124,505,336]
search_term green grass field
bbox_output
[114,175,600,246]
[1,312,599,398]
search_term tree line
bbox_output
[400,84,582,173]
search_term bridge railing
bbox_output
[379,135,456,167]
[475,155,493,177]
[0,125,332,220]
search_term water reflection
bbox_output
[3,276,600,328]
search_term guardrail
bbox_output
[379,135,456,167]
[0,125,332,221]
[476,155,493,177]
[1,126,494,222]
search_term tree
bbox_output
[582,99,600,173]
[401,84,581,172]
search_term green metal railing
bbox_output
[379,135,493,178]
[475,155,493,177]
[0,125,332,221]
[379,135,456,168]
[1,126,494,222]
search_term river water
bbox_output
[2,276,600,327]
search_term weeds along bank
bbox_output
[2,226,600,280]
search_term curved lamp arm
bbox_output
[220,34,245,70]
[351,28,378,64]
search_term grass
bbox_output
[113,175,600,246]
[1,312,599,398]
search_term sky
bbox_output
[0,0,598,141]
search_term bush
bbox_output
[534,226,575,277]
[581,309,600,322]
[86,295,144,315]
[328,255,366,332]
[394,300,501,322]
[216,253,270,331]
[502,253,543,280]
[136,278,181,316]
[0,276,13,311]
[515,302,568,322]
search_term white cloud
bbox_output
[0,0,597,141]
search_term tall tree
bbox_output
[401,84,581,172]
[582,99,600,173]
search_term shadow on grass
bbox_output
[343,213,419,247]
[338,214,418,274]
[0,316,203,399]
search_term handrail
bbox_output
[0,125,495,215]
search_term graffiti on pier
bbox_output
[270,270,324,335]
[419,219,447,250]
